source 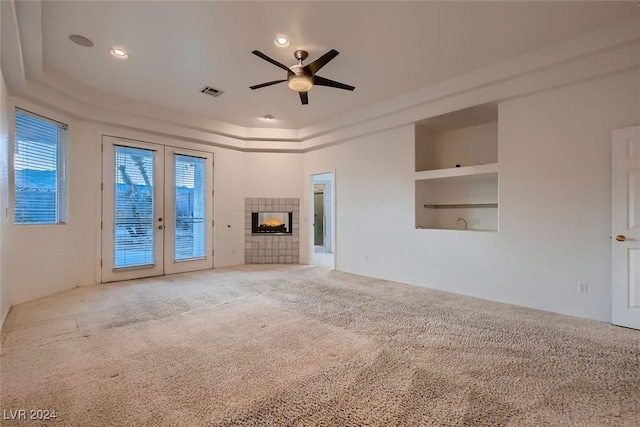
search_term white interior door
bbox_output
[612,125,640,330]
[102,137,213,282]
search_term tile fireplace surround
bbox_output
[245,198,300,264]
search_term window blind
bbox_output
[175,155,206,261]
[14,109,67,224]
[113,146,155,269]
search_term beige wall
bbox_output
[5,102,97,305]
[304,69,640,322]
[243,152,304,199]
[2,104,306,307]
[497,69,639,319]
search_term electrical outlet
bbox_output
[471,218,480,225]
[577,282,588,294]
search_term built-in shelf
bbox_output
[414,105,499,232]
[415,227,498,233]
[415,163,498,181]
[424,203,498,209]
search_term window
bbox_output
[175,154,206,261]
[14,109,68,224]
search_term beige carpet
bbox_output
[1,265,639,426]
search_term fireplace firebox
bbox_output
[252,212,293,235]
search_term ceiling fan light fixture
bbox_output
[287,75,313,92]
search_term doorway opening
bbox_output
[311,172,335,268]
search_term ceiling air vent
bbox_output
[200,86,224,97]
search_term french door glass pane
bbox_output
[175,155,206,261]
[114,146,155,268]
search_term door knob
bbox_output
[615,235,626,242]
[158,218,163,222]
[158,225,164,230]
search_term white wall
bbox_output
[0,64,10,327]
[243,152,304,198]
[5,101,97,305]
[498,69,639,320]
[305,69,640,322]
[213,147,245,267]
[302,125,415,271]
[2,104,304,306]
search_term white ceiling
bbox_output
[21,1,640,129]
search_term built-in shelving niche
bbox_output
[414,103,499,232]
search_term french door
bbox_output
[101,137,213,282]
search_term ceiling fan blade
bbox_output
[250,80,287,90]
[304,49,339,75]
[313,75,355,91]
[252,50,293,75]
[299,91,309,105]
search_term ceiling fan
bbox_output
[249,49,355,105]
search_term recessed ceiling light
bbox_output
[263,114,274,121]
[110,48,128,59]
[274,36,289,48]
[69,34,94,47]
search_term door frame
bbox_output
[309,171,336,269]
[100,134,215,283]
